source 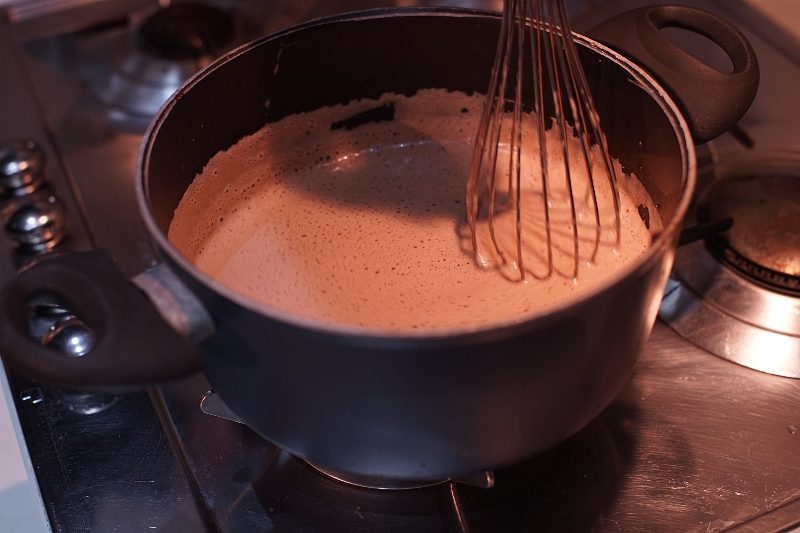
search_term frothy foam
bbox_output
[168,89,660,331]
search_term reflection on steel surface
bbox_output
[8,371,207,532]
[133,262,216,342]
[660,149,800,378]
[661,267,800,377]
[200,389,244,424]
[301,459,495,490]
[157,345,800,532]
[1,190,68,251]
[0,140,46,197]
[41,315,96,357]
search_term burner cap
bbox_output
[700,173,800,294]
[137,2,235,61]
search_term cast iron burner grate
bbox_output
[707,242,800,295]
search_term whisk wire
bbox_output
[548,0,601,267]
[538,0,580,278]
[486,2,518,260]
[467,1,513,256]
[555,1,622,259]
[512,0,526,279]
[528,0,554,278]
[468,0,619,281]
[559,11,623,228]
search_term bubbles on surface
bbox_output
[168,89,659,331]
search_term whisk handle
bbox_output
[587,5,759,144]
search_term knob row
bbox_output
[1,140,95,357]
[0,140,68,252]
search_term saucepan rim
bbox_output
[135,7,696,342]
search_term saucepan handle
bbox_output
[587,5,759,144]
[0,251,205,388]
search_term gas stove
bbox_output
[1,0,800,532]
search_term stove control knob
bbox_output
[1,190,68,250]
[42,315,96,357]
[0,140,45,197]
[27,303,72,342]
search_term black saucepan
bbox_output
[0,6,758,479]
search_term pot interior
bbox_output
[142,9,690,291]
[143,11,685,233]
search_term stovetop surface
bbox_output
[8,323,800,533]
[2,0,800,532]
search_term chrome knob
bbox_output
[27,303,73,341]
[0,140,45,196]
[42,315,96,357]
[1,190,68,250]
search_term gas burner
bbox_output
[79,2,243,124]
[700,169,800,295]
[249,412,626,533]
[201,390,495,491]
[137,2,235,60]
[659,148,800,378]
[305,460,495,490]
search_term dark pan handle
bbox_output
[587,5,759,144]
[0,251,204,388]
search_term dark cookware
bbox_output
[0,7,758,479]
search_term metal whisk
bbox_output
[466,0,620,281]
